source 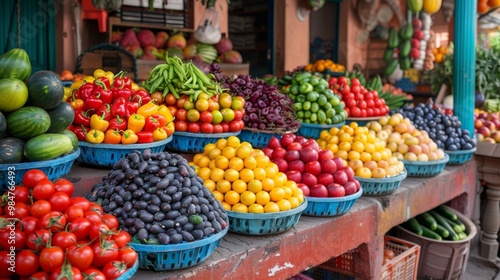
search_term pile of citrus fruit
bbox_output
[303,59,345,73]
[190,136,305,213]
[317,122,405,179]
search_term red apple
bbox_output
[285,150,301,162]
[301,172,318,187]
[310,184,328,198]
[320,159,337,174]
[318,149,334,161]
[317,173,334,186]
[333,170,348,185]
[491,118,500,130]
[342,167,355,181]
[300,148,319,163]
[327,183,345,197]
[272,158,288,173]
[272,147,287,159]
[353,179,361,192]
[477,127,491,138]
[332,157,345,169]
[280,134,296,148]
[286,170,302,183]
[412,18,422,30]
[294,136,308,145]
[303,139,320,152]
[483,120,495,131]
[474,119,484,129]
[268,137,281,149]
[287,142,303,151]
[491,131,500,143]
[305,161,322,176]
[343,181,358,196]
[297,183,310,196]
[262,147,274,158]
[288,160,305,173]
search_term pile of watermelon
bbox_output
[0,48,78,163]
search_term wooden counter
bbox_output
[65,159,477,280]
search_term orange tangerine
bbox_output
[255,155,270,168]
[349,122,358,129]
[273,172,287,188]
[216,179,232,193]
[228,157,244,171]
[328,135,339,144]
[205,179,216,192]
[371,151,383,162]
[285,181,300,196]
[251,149,264,157]
[203,143,216,154]
[264,202,280,213]
[339,142,351,152]
[212,190,224,202]
[255,190,271,205]
[339,132,352,142]
[360,152,372,162]
[244,156,257,169]
[214,155,229,170]
[224,169,240,182]
[197,155,211,168]
[215,138,227,150]
[276,199,292,211]
[197,167,212,181]
[221,201,231,211]
[253,167,267,180]
[231,203,248,213]
[351,142,365,153]
[327,143,339,154]
[210,168,225,181]
[240,168,255,183]
[329,127,340,135]
[226,136,241,148]
[265,166,277,179]
[320,130,330,140]
[247,179,263,193]
[248,203,264,213]
[240,191,256,206]
[225,190,240,205]
[288,197,300,209]
[364,143,376,153]
[296,193,305,204]
[208,160,216,170]
[348,150,361,161]
[261,178,275,192]
[355,166,372,178]
[239,141,253,148]
[193,154,204,164]
[232,179,247,193]
[335,150,348,160]
[236,145,252,159]
[207,148,222,160]
[281,186,292,199]
[222,146,236,159]
[269,187,285,202]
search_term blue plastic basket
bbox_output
[129,225,229,271]
[238,128,298,149]
[77,136,172,167]
[0,148,81,191]
[303,188,363,217]
[401,154,450,177]
[345,116,383,127]
[116,258,139,280]
[355,169,407,196]
[297,121,345,139]
[226,200,308,235]
[445,147,476,165]
[165,131,241,153]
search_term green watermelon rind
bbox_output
[6,106,51,139]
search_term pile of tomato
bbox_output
[329,76,390,118]
[0,169,138,279]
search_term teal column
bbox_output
[453,0,477,135]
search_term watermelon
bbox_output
[46,102,75,133]
[0,111,6,139]
[0,137,25,164]
[0,48,32,81]
[0,78,29,112]
[24,133,73,161]
[59,129,78,151]
[6,106,51,139]
[27,70,64,110]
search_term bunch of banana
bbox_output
[379,91,411,110]
[366,75,383,94]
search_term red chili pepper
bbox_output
[108,115,127,131]
[84,95,104,114]
[131,89,151,106]
[73,109,92,127]
[95,77,111,91]
[150,114,167,127]
[73,125,89,141]
[125,101,139,118]
[78,83,96,101]
[112,88,132,103]
[93,84,113,104]
[95,104,112,121]
[137,131,154,143]
[144,116,160,131]
[111,97,128,118]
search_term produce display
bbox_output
[262,134,361,198]
[0,49,76,163]
[190,136,305,213]
[303,59,345,74]
[394,104,476,151]
[87,149,228,244]
[402,204,469,241]
[474,109,500,143]
[0,169,138,279]
[317,122,405,179]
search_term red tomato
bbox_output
[91,240,119,268]
[340,85,351,95]
[345,99,356,109]
[65,205,84,222]
[374,99,382,107]
[11,186,31,205]
[175,120,187,132]
[366,108,374,117]
[373,107,381,116]
[29,271,49,280]
[360,109,367,118]
[67,218,92,240]
[213,124,223,133]
[337,76,348,86]
[39,211,67,232]
[187,122,200,133]
[233,110,243,121]
[22,169,48,189]
[52,231,77,250]
[101,214,119,230]
[82,268,106,280]
[355,93,364,101]
[228,120,241,132]
[30,200,51,218]
[26,229,50,252]
[0,251,15,278]
[53,178,74,197]
[39,246,64,273]
[220,122,229,132]
[175,108,187,121]
[358,100,367,109]
[200,123,214,133]
[67,244,94,271]
[199,111,213,123]
[118,247,138,268]
[83,211,102,224]
[0,228,26,250]
[89,203,104,215]
[89,222,110,241]
[16,216,40,237]
[48,192,70,212]
[109,231,132,249]
[364,92,374,100]
[5,201,30,219]
[350,78,360,86]
[371,90,379,98]
[69,197,91,212]
[102,261,127,279]
[49,265,83,280]
[366,99,375,108]
[32,179,55,201]
[15,250,39,277]
[344,93,355,101]
[350,84,360,94]
[351,107,361,118]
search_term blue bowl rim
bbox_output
[400,153,450,166]
[346,116,386,121]
[0,148,81,170]
[445,147,477,155]
[226,199,308,219]
[173,131,241,138]
[299,121,346,128]
[355,168,408,183]
[78,136,172,150]
[305,187,363,202]
[116,257,139,280]
[241,127,299,135]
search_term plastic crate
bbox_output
[318,248,359,278]
[165,131,241,153]
[226,200,307,235]
[0,148,81,191]
[380,236,420,280]
[397,206,477,280]
[401,154,450,177]
[302,188,362,217]
[355,169,407,196]
[238,128,298,149]
[129,225,228,271]
[345,116,384,127]
[301,267,354,280]
[77,137,172,167]
[116,259,139,279]
[297,121,345,139]
[445,147,476,165]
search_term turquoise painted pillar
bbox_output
[453,0,477,135]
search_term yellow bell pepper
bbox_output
[137,101,159,118]
[127,114,145,134]
[423,0,442,14]
[153,127,168,141]
[157,105,174,122]
[104,71,115,84]
[121,129,138,144]
[85,129,105,144]
[90,114,110,132]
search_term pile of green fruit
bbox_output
[384,23,414,76]
[285,72,347,125]
[0,48,78,163]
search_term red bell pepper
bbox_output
[144,116,160,131]
[114,71,132,90]
[150,114,167,127]
[137,131,154,143]
[125,101,139,117]
[93,83,113,104]
[95,104,111,121]
[77,83,96,101]
[108,115,127,131]
[131,89,152,106]
[111,97,128,118]
[72,125,89,141]
[73,109,92,127]
[84,95,104,114]
[95,77,111,91]
[66,89,80,102]
[112,87,132,103]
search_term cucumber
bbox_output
[435,205,458,221]
[443,217,465,233]
[417,212,437,230]
[458,232,468,240]
[430,210,460,241]
[434,224,450,238]
[404,218,423,235]
[23,133,73,161]
[421,224,442,240]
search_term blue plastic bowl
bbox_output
[401,154,450,177]
[345,116,383,127]
[238,128,298,149]
[445,147,476,165]
[116,258,139,279]
[355,169,408,196]
[297,121,345,139]
[165,131,241,153]
[303,188,363,217]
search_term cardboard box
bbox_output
[475,141,500,158]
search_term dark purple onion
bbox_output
[230,83,240,91]
[235,78,246,86]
